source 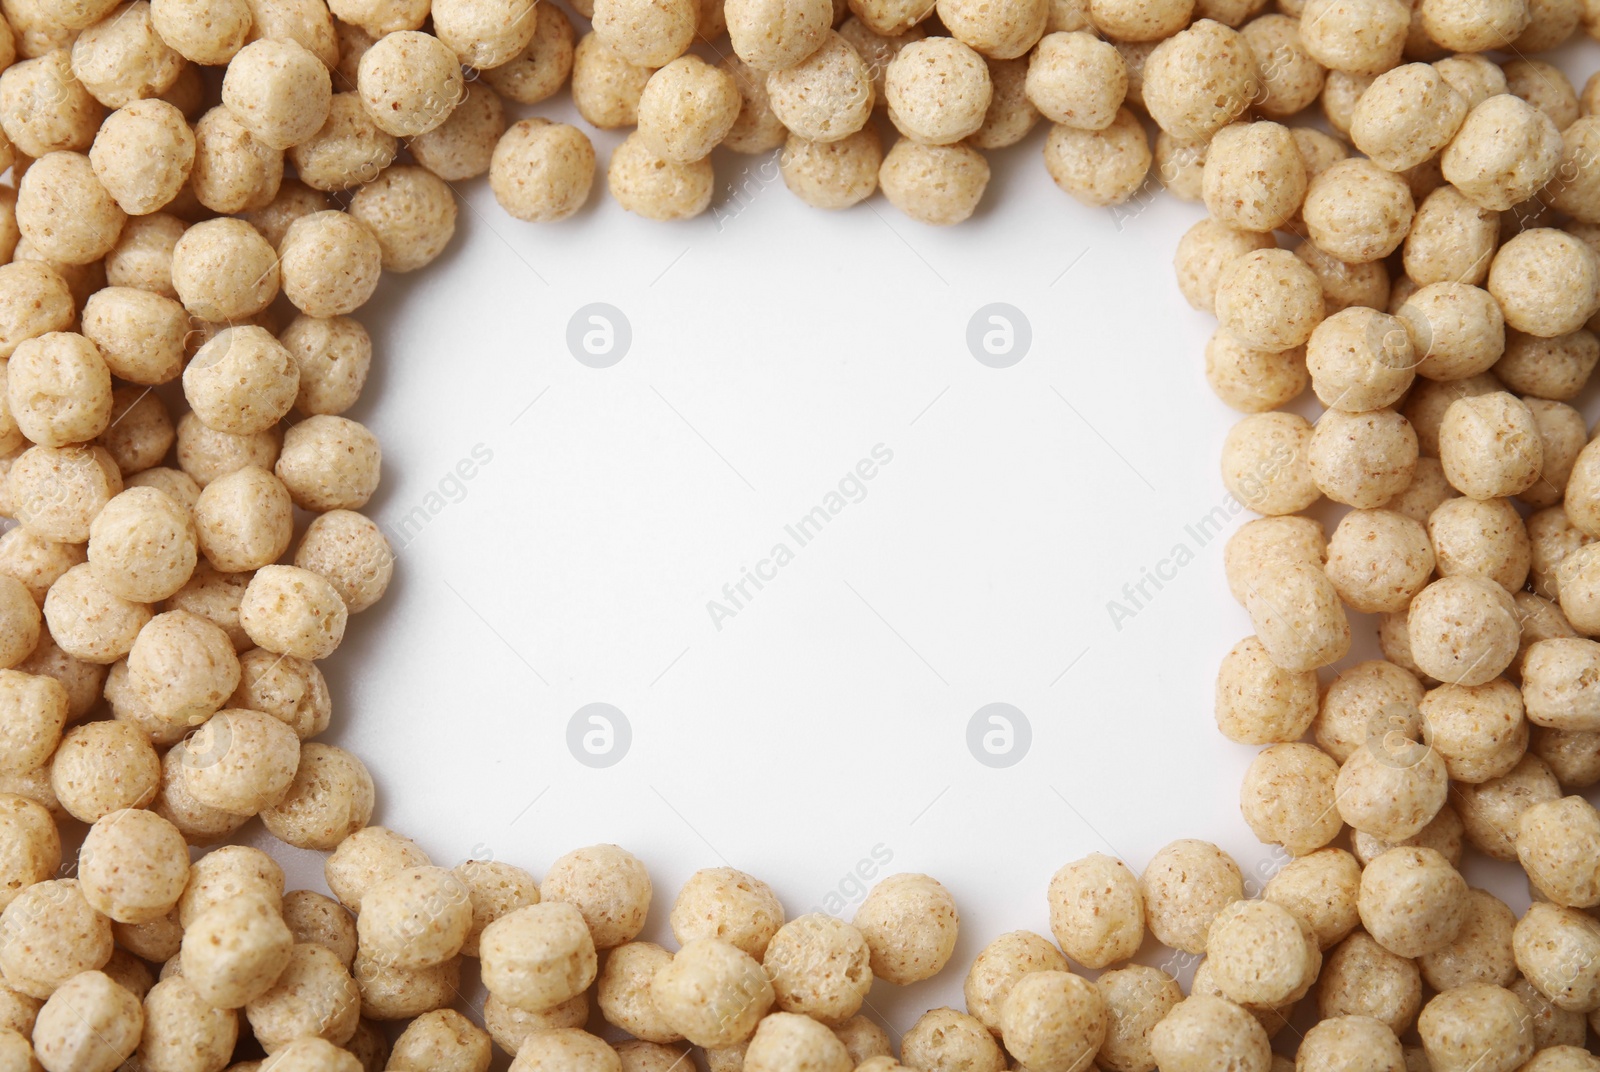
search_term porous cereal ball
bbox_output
[1531,725,1600,787]
[174,846,283,930]
[0,51,104,159]
[1511,975,1587,1049]
[1421,679,1528,783]
[608,131,713,221]
[1215,249,1325,351]
[975,60,1044,146]
[483,9,575,108]
[1294,242,1392,315]
[286,97,397,195]
[852,873,957,984]
[6,331,112,448]
[1497,331,1598,405]
[507,1029,620,1072]
[277,317,370,418]
[346,167,455,275]
[1394,284,1505,384]
[1543,118,1600,223]
[193,467,293,576]
[767,34,874,144]
[1524,638,1600,730]
[1205,899,1321,1006]
[724,0,831,71]
[180,707,300,816]
[357,867,472,972]
[238,565,349,661]
[1351,801,1466,868]
[1358,846,1468,957]
[997,971,1105,1072]
[571,34,653,130]
[1296,1017,1405,1072]
[290,510,391,614]
[221,39,330,154]
[1042,107,1150,206]
[1514,901,1600,1011]
[1520,1049,1600,1072]
[78,808,188,924]
[170,218,279,323]
[103,213,183,298]
[322,827,428,914]
[1436,391,1542,500]
[1383,455,1459,523]
[743,1012,851,1072]
[1246,559,1351,671]
[883,38,991,146]
[184,328,298,438]
[0,528,86,609]
[669,868,783,961]
[0,880,113,999]
[388,1008,492,1072]
[1142,20,1257,140]
[1417,888,1516,991]
[830,1018,888,1067]
[357,31,464,139]
[16,151,125,266]
[1261,848,1361,950]
[1172,217,1275,314]
[1489,229,1600,338]
[1403,185,1499,288]
[409,83,505,183]
[1215,636,1318,745]
[484,992,591,1055]
[1045,854,1142,970]
[272,414,380,512]
[1141,840,1242,955]
[871,138,987,223]
[1148,995,1270,1072]
[50,719,160,821]
[280,890,357,969]
[1407,575,1522,685]
[32,969,141,1072]
[631,56,740,164]
[139,975,241,1072]
[780,127,883,209]
[962,930,1068,1034]
[480,902,598,1015]
[180,895,294,1009]
[1443,95,1561,212]
[0,795,60,911]
[14,632,108,724]
[83,486,195,606]
[1429,497,1529,592]
[532,844,648,952]
[259,743,374,851]
[1306,307,1414,412]
[489,119,595,224]
[68,0,183,106]
[8,445,123,544]
[650,938,771,1047]
[597,941,679,1042]
[1325,509,1433,614]
[191,105,284,215]
[720,54,788,154]
[41,562,153,665]
[1317,931,1422,1034]
[1303,159,1414,264]
[1419,0,1530,50]
[1240,15,1323,118]
[1203,330,1308,413]
[148,0,251,62]
[88,98,193,216]
[763,914,872,1023]
[1516,795,1600,906]
[1417,985,1533,1072]
[1201,122,1306,233]
[592,0,692,66]
[1093,965,1180,1072]
[0,262,73,361]
[127,608,240,729]
[1350,63,1465,173]
[900,1008,1003,1072]
[1154,131,1207,200]
[96,386,174,476]
[1240,743,1344,854]
[1334,734,1450,841]
[0,672,67,775]
[277,211,381,319]
[938,0,1046,56]
[1025,31,1126,130]
[1298,0,1407,73]
[1219,414,1318,519]
[432,0,538,68]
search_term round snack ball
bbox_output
[292,511,393,614]
[507,1029,620,1072]
[286,95,398,194]
[1149,995,1270,1072]
[139,975,241,1072]
[1351,63,1466,173]
[766,33,872,145]
[830,1017,888,1066]
[938,0,1046,57]
[127,609,241,729]
[15,152,125,266]
[357,31,464,139]
[101,215,184,297]
[259,743,374,851]
[1205,899,1321,1006]
[89,98,194,215]
[484,992,591,1054]
[1298,0,1406,73]
[173,848,283,932]
[570,33,653,130]
[1324,509,1434,614]
[243,941,359,1050]
[1417,888,1517,991]
[1046,854,1143,970]
[1407,575,1521,685]
[1142,20,1257,141]
[1042,108,1151,207]
[1094,965,1180,1072]
[180,707,300,815]
[1224,506,1328,599]
[1319,936,1423,1038]
[1203,330,1308,413]
[238,565,349,661]
[998,971,1105,1072]
[1523,638,1600,730]
[1215,636,1318,745]
[480,903,598,1015]
[962,930,1069,1034]
[1201,122,1306,233]
[1240,743,1344,855]
[1239,15,1323,119]
[388,1008,492,1072]
[0,262,73,360]
[596,941,679,1042]
[41,563,151,664]
[0,879,112,1000]
[724,0,831,71]
[633,56,740,163]
[1025,31,1126,130]
[150,0,252,62]
[1141,839,1243,954]
[1489,228,1600,338]
[764,914,872,1023]
[1303,159,1414,264]
[539,844,650,951]
[432,0,539,68]
[1436,392,1542,500]
[1261,848,1362,950]
[1418,985,1534,1072]
[6,332,112,448]
[180,896,294,1010]
[1306,307,1414,412]
[489,119,595,224]
[1172,217,1275,314]
[78,808,188,924]
[96,386,175,476]
[1420,0,1530,50]
[190,105,285,216]
[68,0,184,108]
[194,465,294,575]
[592,0,693,66]
[0,51,105,159]
[669,868,784,961]
[852,873,958,984]
[1334,725,1450,840]
[273,415,380,513]
[184,327,299,437]
[222,39,330,152]
[1531,725,1600,787]
[277,211,381,318]
[171,218,278,323]
[1517,796,1600,907]
[1443,95,1561,212]
[409,80,506,181]
[720,53,787,154]
[32,969,141,1072]
[481,8,576,108]
[1394,283,1505,382]
[900,1008,1004,1072]
[608,131,713,221]
[1244,561,1351,672]
[1358,847,1468,957]
[885,38,992,145]
[1405,185,1499,287]
[1428,497,1530,592]
[780,128,883,210]
[357,867,472,972]
[1215,249,1325,351]
[346,167,454,274]
[280,890,358,967]
[651,938,771,1046]
[0,795,60,913]
[744,1012,851,1072]
[278,316,371,417]
[1514,902,1600,1012]
[258,1035,363,1072]
[1153,131,1207,200]
[1294,241,1391,316]
[1296,1017,1404,1072]
[50,720,160,822]
[8,446,123,545]
[0,672,68,775]
[322,827,428,913]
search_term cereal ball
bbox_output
[826,1018,887,1068]
[87,99,193,216]
[1142,21,1256,141]
[291,510,391,614]
[1303,160,1414,264]
[1334,708,1450,833]
[997,971,1104,1072]
[175,846,283,929]
[1394,284,1505,383]
[126,609,240,731]
[14,633,107,726]
[180,896,293,1009]
[1531,724,1600,787]
[0,528,85,609]
[1351,799,1466,868]
[962,930,1068,1035]
[719,53,787,154]
[0,51,104,159]
[0,880,113,999]
[631,56,740,165]
[608,131,713,221]
[1351,63,1466,172]
[1443,95,1561,212]
[484,992,590,1055]
[1381,455,1458,523]
[356,32,462,139]
[1205,899,1321,1006]
[279,891,356,970]
[402,91,500,189]
[1215,249,1325,351]
[1093,965,1179,1072]
[1524,637,1600,730]
[221,39,330,154]
[1201,122,1306,233]
[883,38,990,146]
[1496,330,1597,404]
[570,33,652,130]
[763,915,871,1023]
[432,0,538,68]
[94,386,173,477]
[592,0,692,67]
[148,0,250,62]
[1261,848,1361,950]
[1024,32,1124,130]
[1173,217,1276,315]
[138,975,241,1072]
[1417,985,1533,1072]
[170,218,278,323]
[16,152,124,266]
[191,468,291,578]
[1517,796,1600,906]
[1244,559,1351,671]
[320,828,427,916]
[1419,0,1530,49]
[1420,679,1527,783]
[1296,1017,1405,1072]
[67,0,183,107]
[507,1029,620,1072]
[46,562,157,667]
[1141,840,1242,955]
[1316,931,1422,1034]
[1306,307,1414,412]
[190,105,283,214]
[767,34,873,145]
[236,565,348,662]
[345,167,453,275]
[596,941,678,1043]
[102,213,182,298]
[780,127,882,209]
[669,869,783,961]
[285,97,397,195]
[9,445,122,544]
[1294,241,1392,315]
[1358,847,1468,957]
[32,969,141,1072]
[0,263,73,362]
[1203,331,1308,414]
[1240,743,1343,854]
[183,327,298,439]
[900,1008,1003,1072]
[276,211,381,319]
[1221,419,1320,523]
[357,867,471,973]
[537,845,650,952]
[1514,901,1600,1012]
[387,1009,492,1072]
[7,331,113,449]
[651,938,770,1047]
[480,902,598,1015]
[1436,391,1542,500]
[851,873,957,985]
[1325,509,1433,614]
[1490,229,1600,338]
[78,808,187,924]
[1042,107,1149,206]
[482,8,574,108]
[180,707,300,815]
[82,486,194,607]
[156,751,251,845]
[235,182,325,252]
[937,0,1045,56]
[1240,15,1323,118]
[1407,575,1521,685]
[1297,0,1407,73]
[276,316,369,418]
[1428,496,1530,592]
[0,672,67,775]
[0,795,60,912]
[1215,636,1318,745]
[488,119,594,224]
[743,1012,852,1072]
[1415,888,1516,991]
[50,720,159,822]
[1511,976,1587,1049]
[1148,996,1270,1072]
[1404,185,1499,287]
[1154,131,1207,200]
[259,743,373,852]
[260,1036,364,1072]
[1045,854,1142,970]
[725,0,831,70]
[273,414,380,513]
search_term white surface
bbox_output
[261,40,1600,1043]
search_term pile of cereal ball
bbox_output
[1,0,1600,1067]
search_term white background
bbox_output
[246,34,1600,1050]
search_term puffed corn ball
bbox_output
[1046,854,1143,969]
[1141,839,1242,954]
[1204,899,1321,1006]
[357,31,464,139]
[652,938,772,1046]
[962,930,1068,1034]
[1149,995,1270,1072]
[670,868,784,960]
[885,38,992,145]
[608,131,714,221]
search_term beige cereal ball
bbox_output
[597,941,679,1043]
[850,873,957,985]
[0,795,60,912]
[286,96,397,195]
[1395,284,1505,383]
[190,105,284,216]
[387,1009,492,1072]
[1358,846,1468,957]
[410,81,505,182]
[763,915,871,1023]
[96,385,174,476]
[1317,931,1423,1035]
[171,218,278,324]
[1383,455,1460,523]
[139,975,241,1072]
[1215,249,1325,351]
[1240,15,1323,118]
[88,98,193,216]
[1543,117,1600,223]
[149,0,251,63]
[669,868,784,961]
[1143,21,1257,141]
[322,827,428,914]
[278,317,370,418]
[651,938,770,1047]
[570,33,652,130]
[13,633,108,725]
[743,1013,850,1072]
[484,992,590,1055]
[1514,902,1600,1011]
[69,0,183,108]
[259,743,374,851]
[356,31,463,139]
[1084,0,1190,39]
[480,902,598,1015]
[432,0,538,68]
[1306,306,1414,412]
[153,745,250,845]
[260,1036,364,1072]
[0,880,113,1000]
[1297,1017,1405,1072]
[0,583,40,672]
[537,844,651,951]
[483,9,575,108]
[357,867,472,972]
[292,511,392,614]
[1437,391,1542,499]
[831,1019,888,1067]
[632,56,740,164]
[1419,0,1529,50]
[720,53,788,154]
[1443,95,1561,212]
[1172,217,1275,315]
[32,969,141,1072]
[1517,796,1600,907]
[1093,965,1179,1072]
[1351,802,1466,868]
[900,1009,1003,1072]
[885,38,991,146]
[1149,995,1269,1072]
[102,213,183,298]
[592,0,692,67]
[1404,185,1499,287]
[1141,840,1242,955]
[962,930,1068,1035]
[938,0,1046,56]
[238,182,326,252]
[1202,122,1306,234]
[1045,854,1142,970]
[1295,241,1392,315]
[1407,574,1522,685]
[1299,0,1407,73]
[1042,107,1150,207]
[193,467,293,576]
[1511,976,1587,1050]
[508,1029,620,1072]
[1496,329,1598,401]
[1326,509,1433,613]
[276,211,381,319]
[725,0,831,71]
[1303,159,1414,264]
[0,51,104,159]
[219,39,328,155]
[0,263,73,361]
[1261,848,1361,950]
[16,151,124,266]
[237,565,348,662]
[1428,496,1529,591]
[0,673,67,775]
[997,971,1105,1072]
[273,414,380,513]
[1240,743,1344,855]
[1205,899,1321,1006]
[1418,985,1533,1072]
[1334,735,1449,841]
[127,609,240,729]
[6,332,112,448]
[489,119,595,224]
[8,445,123,545]
[1246,560,1351,671]
[780,127,883,209]
[183,328,298,439]
[1351,63,1466,172]
[85,486,195,605]
[1219,413,1318,517]
[1215,635,1318,745]
[1524,638,1600,729]
[346,167,454,275]
[1203,331,1308,413]
[1417,888,1516,991]
[1154,131,1206,201]
[41,564,151,665]
[78,808,188,924]
[180,707,300,815]
[1531,725,1600,787]
[1024,31,1125,130]
[50,720,160,822]
[0,528,86,609]
[608,131,713,222]
[280,890,356,968]
[1489,228,1600,338]
[767,34,873,144]
[180,895,293,1010]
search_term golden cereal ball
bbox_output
[127,608,240,728]
[1429,495,1529,590]
[1317,931,1422,1034]
[1215,635,1318,745]
[1086,0,1191,40]
[274,414,380,512]
[238,565,348,661]
[1149,996,1269,1072]
[41,563,150,664]
[96,386,175,476]
[1294,241,1392,314]
[1524,637,1600,729]
[148,0,251,63]
[596,941,679,1043]
[725,0,831,70]
[356,31,463,139]
[259,743,374,851]
[1306,307,1414,412]
[1403,184,1499,286]
[1093,965,1178,1072]
[15,151,125,266]
[180,896,294,1009]
[631,56,739,163]
[1201,121,1306,233]
[1307,407,1418,507]
[900,1008,1004,1072]
[0,795,60,913]
[570,33,652,130]
[279,316,370,417]
[1240,15,1323,118]
[1542,117,1600,222]
[1516,795,1600,906]
[78,808,187,925]
[1142,20,1257,140]
[766,34,872,143]
[409,83,505,184]
[608,130,713,220]
[1496,328,1597,401]
[346,167,454,274]
[1303,159,1414,264]
[1358,846,1468,957]
[1261,848,1361,950]
[6,332,111,448]
[1513,902,1600,1012]
[388,1008,492,1072]
[971,57,1040,148]
[0,51,104,158]
[1418,985,1533,1072]
[1153,130,1206,200]
[219,39,328,155]
[508,1029,620,1072]
[480,902,598,1015]
[88,98,193,216]
[1042,108,1149,206]
[1046,854,1142,970]
[1334,721,1450,839]
[1219,412,1319,516]
[1419,0,1529,49]
[357,867,472,972]
[277,211,381,318]
[651,938,770,1047]
[763,914,871,1023]
[180,707,300,815]
[190,105,283,215]
[938,0,1046,56]
[1394,284,1504,384]
[171,218,278,323]
[1489,228,1600,338]
[1443,94,1561,212]
[1437,391,1542,498]
[1299,0,1407,73]
[68,0,182,108]
[1417,888,1516,991]
[50,718,160,822]
[483,9,575,107]
[962,930,1068,1035]
[1203,330,1308,413]
[86,487,195,605]
[261,1035,364,1072]
[485,992,590,1055]
[1296,1017,1404,1072]
[0,672,67,775]
[1204,899,1321,1007]
[1140,840,1242,955]
[450,860,540,959]
[138,975,241,1072]
[593,0,692,67]
[1215,248,1325,351]
[780,127,882,209]
[193,466,293,575]
[432,0,538,68]
[323,827,428,913]
[292,510,392,614]
[998,971,1105,1072]
[669,868,783,961]
[744,1013,851,1072]
[103,212,184,298]
[0,262,73,361]
[183,327,299,437]
[884,37,989,145]
[0,528,85,608]
[1173,217,1275,314]
[286,96,397,194]
[852,873,957,984]
[489,118,595,224]
[1240,743,1344,854]
[0,880,112,999]
[280,890,356,969]
[8,445,122,544]
[244,0,339,68]
[32,969,141,1072]
[1351,63,1465,172]
[539,846,650,952]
